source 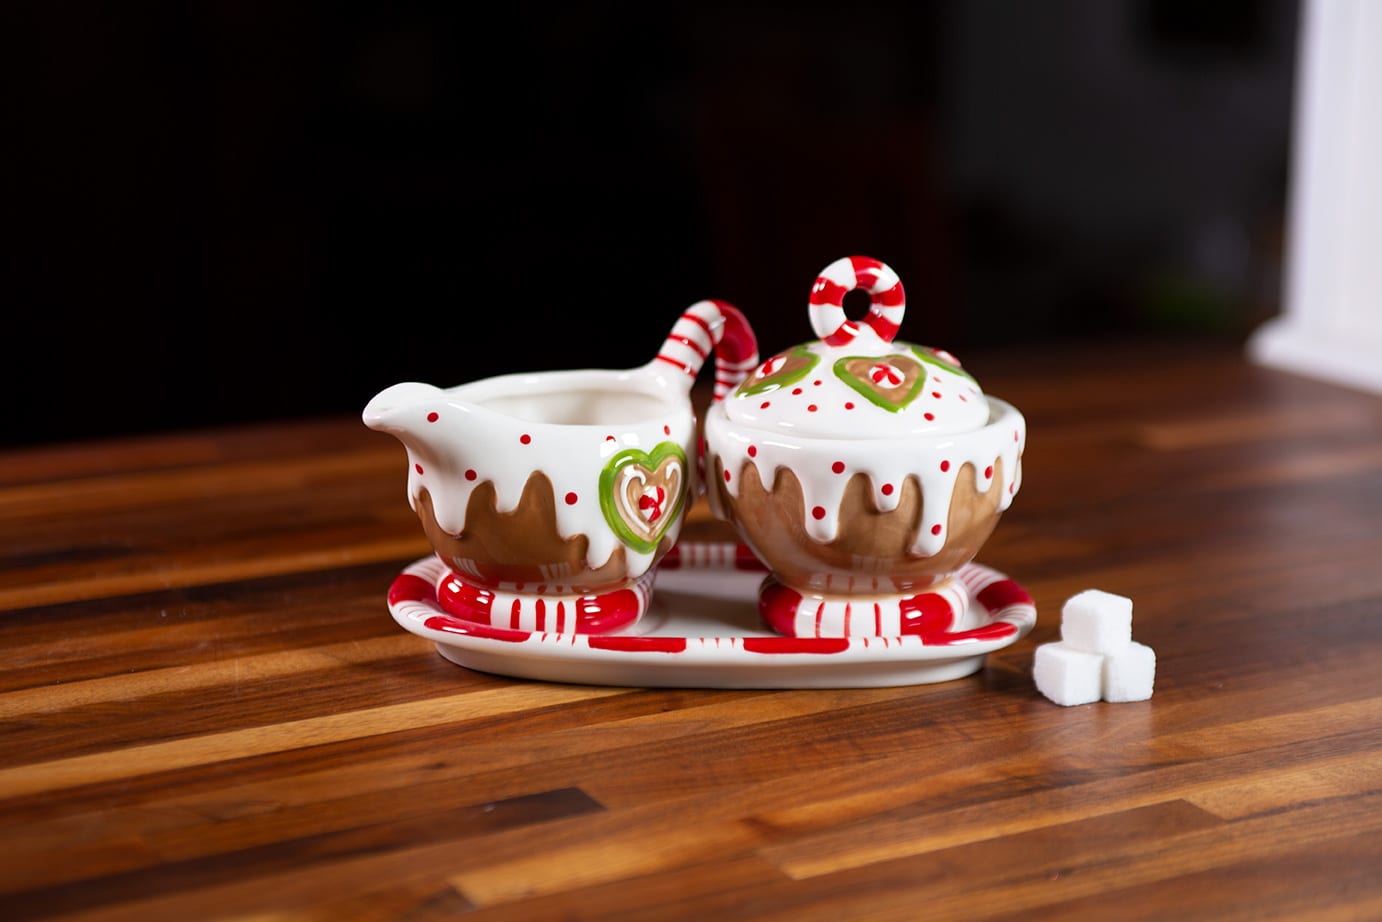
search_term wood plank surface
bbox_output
[2,339,1380,921]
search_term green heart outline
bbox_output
[599,441,688,555]
[832,354,926,412]
[911,343,975,382]
[734,345,820,397]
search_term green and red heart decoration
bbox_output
[912,344,975,382]
[599,442,687,554]
[833,354,926,412]
[733,345,820,397]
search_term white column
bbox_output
[1249,0,1382,392]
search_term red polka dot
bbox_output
[606,434,616,442]
[1014,430,1020,442]
[747,445,757,457]
[1009,482,1016,494]
[807,404,818,412]
[812,506,826,520]
[414,463,424,474]
[761,401,771,409]
[958,394,968,402]
[940,460,950,472]
[844,402,855,410]
[931,524,943,536]
[984,465,994,479]
[831,461,845,474]
[881,483,894,496]
[520,434,532,445]
[426,411,439,422]
[724,469,732,482]
[924,412,935,421]
[663,425,671,435]
[791,387,803,395]
[933,376,942,383]
[932,391,942,399]
[813,379,823,386]
[565,492,578,505]
[465,469,477,481]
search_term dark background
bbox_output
[9,0,1300,448]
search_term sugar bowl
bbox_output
[703,256,1026,638]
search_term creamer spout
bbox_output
[362,381,445,433]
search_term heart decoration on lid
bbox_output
[734,345,820,397]
[833,354,926,412]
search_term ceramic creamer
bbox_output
[365,300,758,634]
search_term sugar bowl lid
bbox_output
[721,256,989,439]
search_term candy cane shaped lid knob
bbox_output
[719,256,992,438]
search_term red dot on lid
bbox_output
[663,425,671,435]
[812,506,826,520]
[932,391,942,399]
[881,483,894,496]
[791,387,803,395]
[984,465,994,479]
[748,445,757,457]
[565,492,578,505]
[464,468,477,481]
[844,402,855,410]
[1014,430,1020,442]
[931,524,943,536]
[414,464,424,475]
[831,461,845,474]
[426,411,439,423]
[520,434,532,445]
[813,379,823,386]
[807,404,818,412]
[924,412,935,421]
[761,401,771,409]
[724,470,732,482]
[940,460,950,472]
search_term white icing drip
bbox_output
[364,367,697,579]
[707,397,1025,558]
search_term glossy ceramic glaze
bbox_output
[365,300,758,634]
[703,256,1027,637]
[387,543,1036,688]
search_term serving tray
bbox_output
[387,543,1036,688]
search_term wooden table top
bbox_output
[3,338,1380,921]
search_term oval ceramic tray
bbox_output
[387,543,1036,689]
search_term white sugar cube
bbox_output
[1061,589,1133,654]
[1033,642,1104,706]
[1102,641,1156,702]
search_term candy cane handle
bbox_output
[654,299,759,401]
[808,255,906,347]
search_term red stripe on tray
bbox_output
[936,622,1017,644]
[388,573,434,605]
[742,637,852,654]
[424,615,528,643]
[976,578,1034,612]
[587,636,688,653]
